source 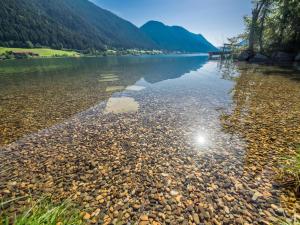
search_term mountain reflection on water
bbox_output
[0,55,208,145]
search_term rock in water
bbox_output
[295,53,300,61]
[248,53,269,63]
[272,51,295,62]
[238,50,253,61]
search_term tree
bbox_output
[248,0,271,52]
[26,40,34,48]
[245,0,300,54]
[258,1,271,52]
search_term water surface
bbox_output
[0,56,207,145]
[0,56,299,224]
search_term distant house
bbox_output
[11,51,39,58]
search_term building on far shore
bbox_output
[11,51,39,58]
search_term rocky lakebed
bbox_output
[0,56,300,224]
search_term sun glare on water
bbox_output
[196,134,207,146]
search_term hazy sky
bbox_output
[91,0,252,46]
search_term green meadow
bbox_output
[0,47,80,57]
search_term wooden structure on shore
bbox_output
[208,43,238,60]
[11,51,39,59]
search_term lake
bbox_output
[0,55,299,224]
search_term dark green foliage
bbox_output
[268,0,300,52]
[244,0,300,53]
[140,21,218,53]
[0,0,156,50]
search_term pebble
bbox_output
[193,213,200,224]
[170,190,179,196]
[165,205,172,211]
[252,191,262,201]
[91,208,100,217]
[270,204,284,215]
[212,218,221,225]
[83,213,91,220]
[140,215,149,221]
[224,195,235,202]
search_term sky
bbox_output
[90,0,252,47]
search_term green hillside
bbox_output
[140,21,218,53]
[0,0,156,50]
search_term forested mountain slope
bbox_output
[140,21,218,53]
[0,0,156,50]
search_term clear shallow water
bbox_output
[0,56,212,145]
[0,56,300,224]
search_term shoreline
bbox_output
[0,47,164,61]
[0,47,212,61]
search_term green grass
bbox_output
[0,47,80,57]
[274,217,300,225]
[0,198,85,225]
[279,146,300,192]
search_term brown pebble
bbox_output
[140,215,149,221]
[193,213,200,224]
[83,213,91,220]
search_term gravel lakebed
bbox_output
[1,60,300,224]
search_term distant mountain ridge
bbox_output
[0,0,217,52]
[140,21,218,53]
[0,0,156,50]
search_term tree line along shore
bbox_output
[0,47,164,60]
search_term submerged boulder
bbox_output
[295,53,300,61]
[238,50,253,61]
[248,53,270,63]
[272,51,295,62]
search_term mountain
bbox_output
[0,0,156,50]
[140,21,218,53]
